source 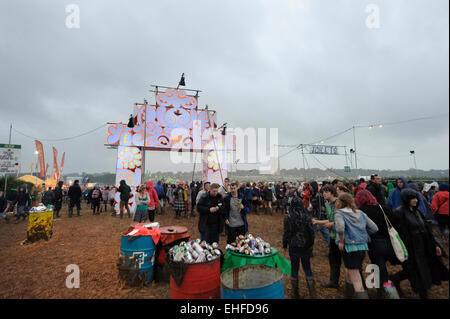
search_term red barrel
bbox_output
[170,258,221,299]
[157,226,190,264]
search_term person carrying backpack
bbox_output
[118,180,132,219]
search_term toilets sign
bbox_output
[0,144,21,174]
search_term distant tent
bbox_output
[18,175,45,186]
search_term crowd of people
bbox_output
[0,174,448,299]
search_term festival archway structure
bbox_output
[106,85,235,213]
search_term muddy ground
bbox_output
[0,202,448,299]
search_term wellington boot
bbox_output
[354,290,369,299]
[344,282,355,299]
[290,277,300,299]
[306,276,317,299]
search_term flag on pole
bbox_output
[30,163,34,174]
[59,152,65,179]
[52,147,59,180]
[34,140,45,178]
[45,163,49,176]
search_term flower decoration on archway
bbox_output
[118,147,142,170]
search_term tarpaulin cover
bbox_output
[125,225,161,245]
[221,247,291,275]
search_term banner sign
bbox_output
[310,145,339,155]
[34,140,45,178]
[0,144,21,174]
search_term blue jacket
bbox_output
[388,177,410,212]
[388,177,428,217]
[223,193,251,233]
[334,208,378,245]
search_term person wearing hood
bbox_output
[387,182,395,196]
[408,182,433,220]
[388,177,409,212]
[308,181,330,245]
[117,180,131,219]
[334,193,379,299]
[390,188,447,299]
[431,184,449,237]
[53,181,64,218]
[283,188,316,299]
[145,181,159,222]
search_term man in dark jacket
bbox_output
[13,186,31,222]
[197,183,224,244]
[118,180,131,218]
[42,187,55,207]
[224,183,251,244]
[53,181,64,218]
[68,180,82,217]
[283,190,315,299]
[308,181,330,245]
[366,174,385,205]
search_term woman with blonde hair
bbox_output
[134,184,150,223]
[334,193,379,299]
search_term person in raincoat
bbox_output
[387,182,395,196]
[388,177,409,212]
[390,188,448,299]
[145,181,159,222]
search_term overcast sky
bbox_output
[0,0,448,175]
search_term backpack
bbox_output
[92,190,100,199]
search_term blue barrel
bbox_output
[119,235,155,286]
[221,264,284,299]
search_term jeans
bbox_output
[368,237,399,284]
[328,239,342,271]
[201,224,220,244]
[92,202,100,213]
[227,225,245,244]
[289,247,313,278]
[0,212,6,220]
[313,224,330,245]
